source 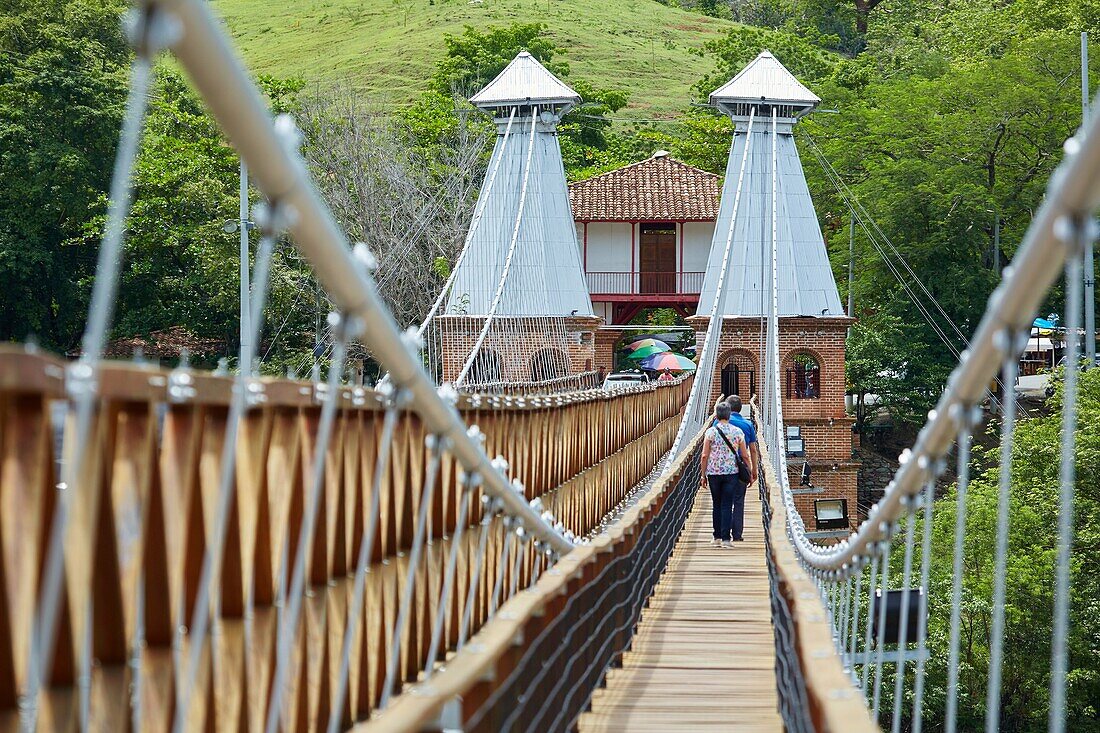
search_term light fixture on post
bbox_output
[872,588,924,645]
[792,460,823,496]
[221,218,255,234]
[813,498,848,530]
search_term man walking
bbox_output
[725,395,758,542]
[700,402,752,548]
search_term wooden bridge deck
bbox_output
[578,483,782,732]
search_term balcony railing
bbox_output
[586,271,705,296]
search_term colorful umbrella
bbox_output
[626,338,670,352]
[627,344,670,360]
[640,353,697,371]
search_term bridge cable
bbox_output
[25,51,155,730]
[944,407,976,733]
[1048,234,1085,733]
[379,430,444,710]
[870,534,892,719]
[420,470,477,683]
[325,397,403,733]
[860,553,880,697]
[802,131,975,348]
[890,508,917,733]
[985,334,1024,733]
[454,107,539,387]
[416,106,517,341]
[261,312,351,732]
[847,562,863,684]
[804,133,1033,419]
[457,507,495,650]
[174,225,281,730]
[911,473,937,733]
[667,107,757,460]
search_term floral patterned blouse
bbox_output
[704,422,745,476]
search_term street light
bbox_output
[230,159,252,375]
[813,498,849,530]
[221,219,255,234]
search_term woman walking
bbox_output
[700,402,752,548]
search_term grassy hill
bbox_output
[210,0,739,117]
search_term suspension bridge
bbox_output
[0,1,1094,731]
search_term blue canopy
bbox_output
[1033,318,1057,330]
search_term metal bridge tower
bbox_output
[692,51,860,531]
[433,52,600,387]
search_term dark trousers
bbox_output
[707,473,737,540]
[731,479,748,540]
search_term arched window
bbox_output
[785,351,821,399]
[529,348,569,382]
[469,349,502,384]
[719,349,757,398]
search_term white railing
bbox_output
[758,94,1099,731]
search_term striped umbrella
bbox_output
[627,344,670,360]
[640,353,697,371]
[626,338,670,352]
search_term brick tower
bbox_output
[690,51,859,531]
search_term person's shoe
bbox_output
[710,538,722,547]
[722,540,735,549]
[732,537,745,542]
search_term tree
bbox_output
[422,23,631,182]
[692,25,836,102]
[300,88,490,331]
[849,0,884,35]
[0,0,129,350]
[845,313,908,429]
[798,30,1088,418]
[430,23,564,99]
[78,69,312,370]
[887,369,1100,730]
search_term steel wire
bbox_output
[263,318,351,732]
[1049,245,1084,733]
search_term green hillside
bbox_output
[210,0,738,117]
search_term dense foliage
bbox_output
[0,0,128,349]
[876,370,1100,731]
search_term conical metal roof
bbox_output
[469,51,581,109]
[709,50,820,108]
[697,124,843,319]
[444,111,593,318]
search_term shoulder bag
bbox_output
[715,425,752,483]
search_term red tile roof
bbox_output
[569,153,721,222]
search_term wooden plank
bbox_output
[577,485,783,733]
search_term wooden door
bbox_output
[639,224,677,293]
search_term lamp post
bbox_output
[1083,33,1097,368]
[223,159,255,374]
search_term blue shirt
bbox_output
[729,413,757,446]
[713,413,757,445]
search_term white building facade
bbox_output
[568,152,720,326]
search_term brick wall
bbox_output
[436,316,600,384]
[689,315,859,529]
[594,329,622,375]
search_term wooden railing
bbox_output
[585,271,706,296]
[359,429,706,733]
[0,347,690,730]
[756,416,878,733]
[459,370,603,395]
